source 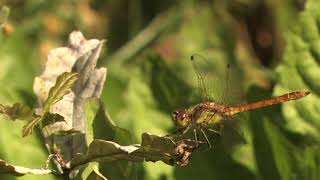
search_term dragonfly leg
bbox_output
[182,126,191,134]
[207,128,221,136]
[193,128,199,147]
[200,128,212,149]
[208,123,224,136]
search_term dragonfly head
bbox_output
[172,109,190,128]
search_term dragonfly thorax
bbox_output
[190,102,228,127]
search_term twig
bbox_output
[107,7,182,66]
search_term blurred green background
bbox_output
[0,0,319,179]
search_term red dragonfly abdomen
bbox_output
[224,91,310,116]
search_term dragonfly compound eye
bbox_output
[172,109,189,128]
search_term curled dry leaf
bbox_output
[32,31,107,165]
[174,139,204,166]
[70,133,200,168]
[0,159,52,176]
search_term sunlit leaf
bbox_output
[43,72,78,113]
[274,0,320,140]
[73,162,107,180]
[252,0,320,179]
[86,167,107,180]
[0,159,52,176]
[22,116,42,137]
[22,72,78,137]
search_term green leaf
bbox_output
[84,98,132,145]
[0,29,57,180]
[122,64,178,178]
[0,159,52,176]
[0,103,34,121]
[247,86,320,180]
[22,116,42,137]
[256,1,320,179]
[248,87,294,180]
[84,98,136,179]
[22,72,78,137]
[140,52,195,113]
[274,0,320,140]
[86,167,107,180]
[73,162,107,180]
[43,72,78,113]
[300,146,320,180]
[21,113,69,137]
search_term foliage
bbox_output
[0,0,319,180]
[22,72,78,137]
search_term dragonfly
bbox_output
[171,54,310,149]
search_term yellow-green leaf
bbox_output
[22,72,78,137]
[73,162,107,180]
[43,72,78,113]
[22,116,42,137]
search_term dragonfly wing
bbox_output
[190,54,244,105]
[190,54,211,101]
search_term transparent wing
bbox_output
[190,54,211,101]
[190,53,234,104]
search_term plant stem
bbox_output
[107,7,182,66]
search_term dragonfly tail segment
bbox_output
[224,91,310,116]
